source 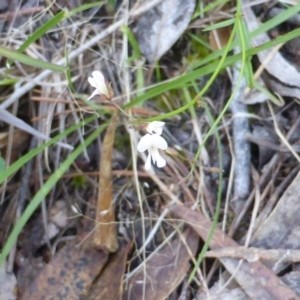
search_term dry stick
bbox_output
[93,112,119,252]
[229,63,251,215]
[206,247,300,264]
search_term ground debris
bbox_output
[21,233,108,300]
[123,228,198,300]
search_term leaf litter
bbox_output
[1,1,300,300]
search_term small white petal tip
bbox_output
[146,121,165,135]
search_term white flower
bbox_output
[145,121,165,135]
[137,134,168,170]
[88,71,110,100]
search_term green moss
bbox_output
[71,175,86,188]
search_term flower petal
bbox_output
[154,128,163,135]
[92,71,109,96]
[137,134,152,152]
[88,76,97,88]
[92,71,105,86]
[146,121,165,135]
[151,148,166,168]
[87,89,99,100]
[150,134,168,150]
[145,153,152,170]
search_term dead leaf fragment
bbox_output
[88,243,131,299]
[135,0,196,62]
[21,233,108,300]
[0,130,29,150]
[123,228,198,300]
[209,25,232,51]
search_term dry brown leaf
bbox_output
[0,130,28,150]
[0,129,29,164]
[123,228,198,300]
[21,233,108,300]
[87,243,131,299]
[135,0,196,62]
[170,205,300,300]
[93,112,119,252]
[209,25,232,51]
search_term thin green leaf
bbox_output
[7,11,65,67]
[203,19,234,31]
[136,65,145,97]
[192,0,231,19]
[0,78,18,86]
[239,19,254,87]
[0,155,5,173]
[121,25,142,59]
[0,46,65,72]
[124,27,300,111]
[250,2,300,38]
[67,1,104,17]
[188,32,212,50]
